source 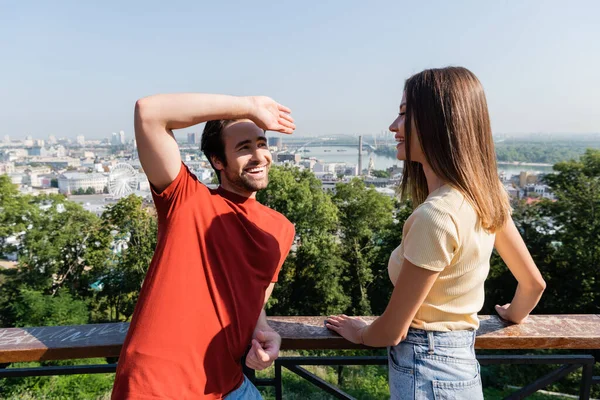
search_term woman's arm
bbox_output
[493,218,546,323]
[327,259,439,347]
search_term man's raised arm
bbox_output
[134,94,295,192]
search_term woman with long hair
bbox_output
[326,67,546,399]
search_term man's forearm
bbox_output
[136,93,253,131]
[254,309,275,333]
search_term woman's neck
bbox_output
[422,163,445,194]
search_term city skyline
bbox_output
[1,1,599,139]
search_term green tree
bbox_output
[483,199,556,314]
[371,170,390,179]
[257,166,350,315]
[85,187,95,194]
[90,195,157,322]
[484,149,600,315]
[0,175,36,256]
[16,194,105,295]
[538,149,600,313]
[333,179,394,315]
[366,199,412,315]
[11,288,89,327]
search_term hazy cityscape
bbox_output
[0,129,570,226]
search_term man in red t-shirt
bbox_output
[111,94,296,399]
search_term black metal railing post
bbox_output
[274,360,282,400]
[580,362,593,400]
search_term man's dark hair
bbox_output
[201,120,234,183]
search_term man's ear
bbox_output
[211,156,224,171]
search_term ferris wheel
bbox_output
[108,163,138,198]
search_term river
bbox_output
[299,146,555,177]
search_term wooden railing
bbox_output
[1,315,599,399]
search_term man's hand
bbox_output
[247,96,295,134]
[245,330,281,370]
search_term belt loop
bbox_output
[427,331,435,355]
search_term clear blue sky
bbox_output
[1,0,599,139]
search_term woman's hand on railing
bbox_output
[325,315,368,344]
[495,303,528,324]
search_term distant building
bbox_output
[76,135,85,146]
[29,157,80,169]
[192,168,214,182]
[0,161,15,174]
[7,173,26,186]
[387,165,403,179]
[314,162,338,173]
[28,146,44,156]
[24,166,52,187]
[276,153,301,164]
[58,172,108,194]
[268,137,282,150]
[375,187,397,199]
[187,132,197,144]
[112,130,126,146]
[29,145,67,158]
[299,159,317,170]
[4,149,28,161]
[337,164,358,176]
[524,184,555,200]
[313,173,338,192]
[519,171,539,187]
[503,184,520,200]
[363,177,391,188]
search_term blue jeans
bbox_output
[388,329,483,399]
[225,375,262,399]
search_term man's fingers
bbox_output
[278,104,292,114]
[245,350,258,369]
[280,112,295,124]
[251,340,270,363]
[271,124,294,135]
[245,357,258,369]
[277,127,294,135]
[255,343,271,362]
[326,323,341,333]
[246,359,266,370]
[246,343,268,370]
[246,346,258,361]
[279,118,296,129]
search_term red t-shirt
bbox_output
[111,163,295,399]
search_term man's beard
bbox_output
[222,166,270,193]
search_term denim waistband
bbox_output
[403,328,476,348]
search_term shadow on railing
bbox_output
[0,315,599,399]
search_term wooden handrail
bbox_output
[0,315,599,364]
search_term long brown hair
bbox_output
[400,66,510,232]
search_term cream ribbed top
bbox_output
[388,185,495,331]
